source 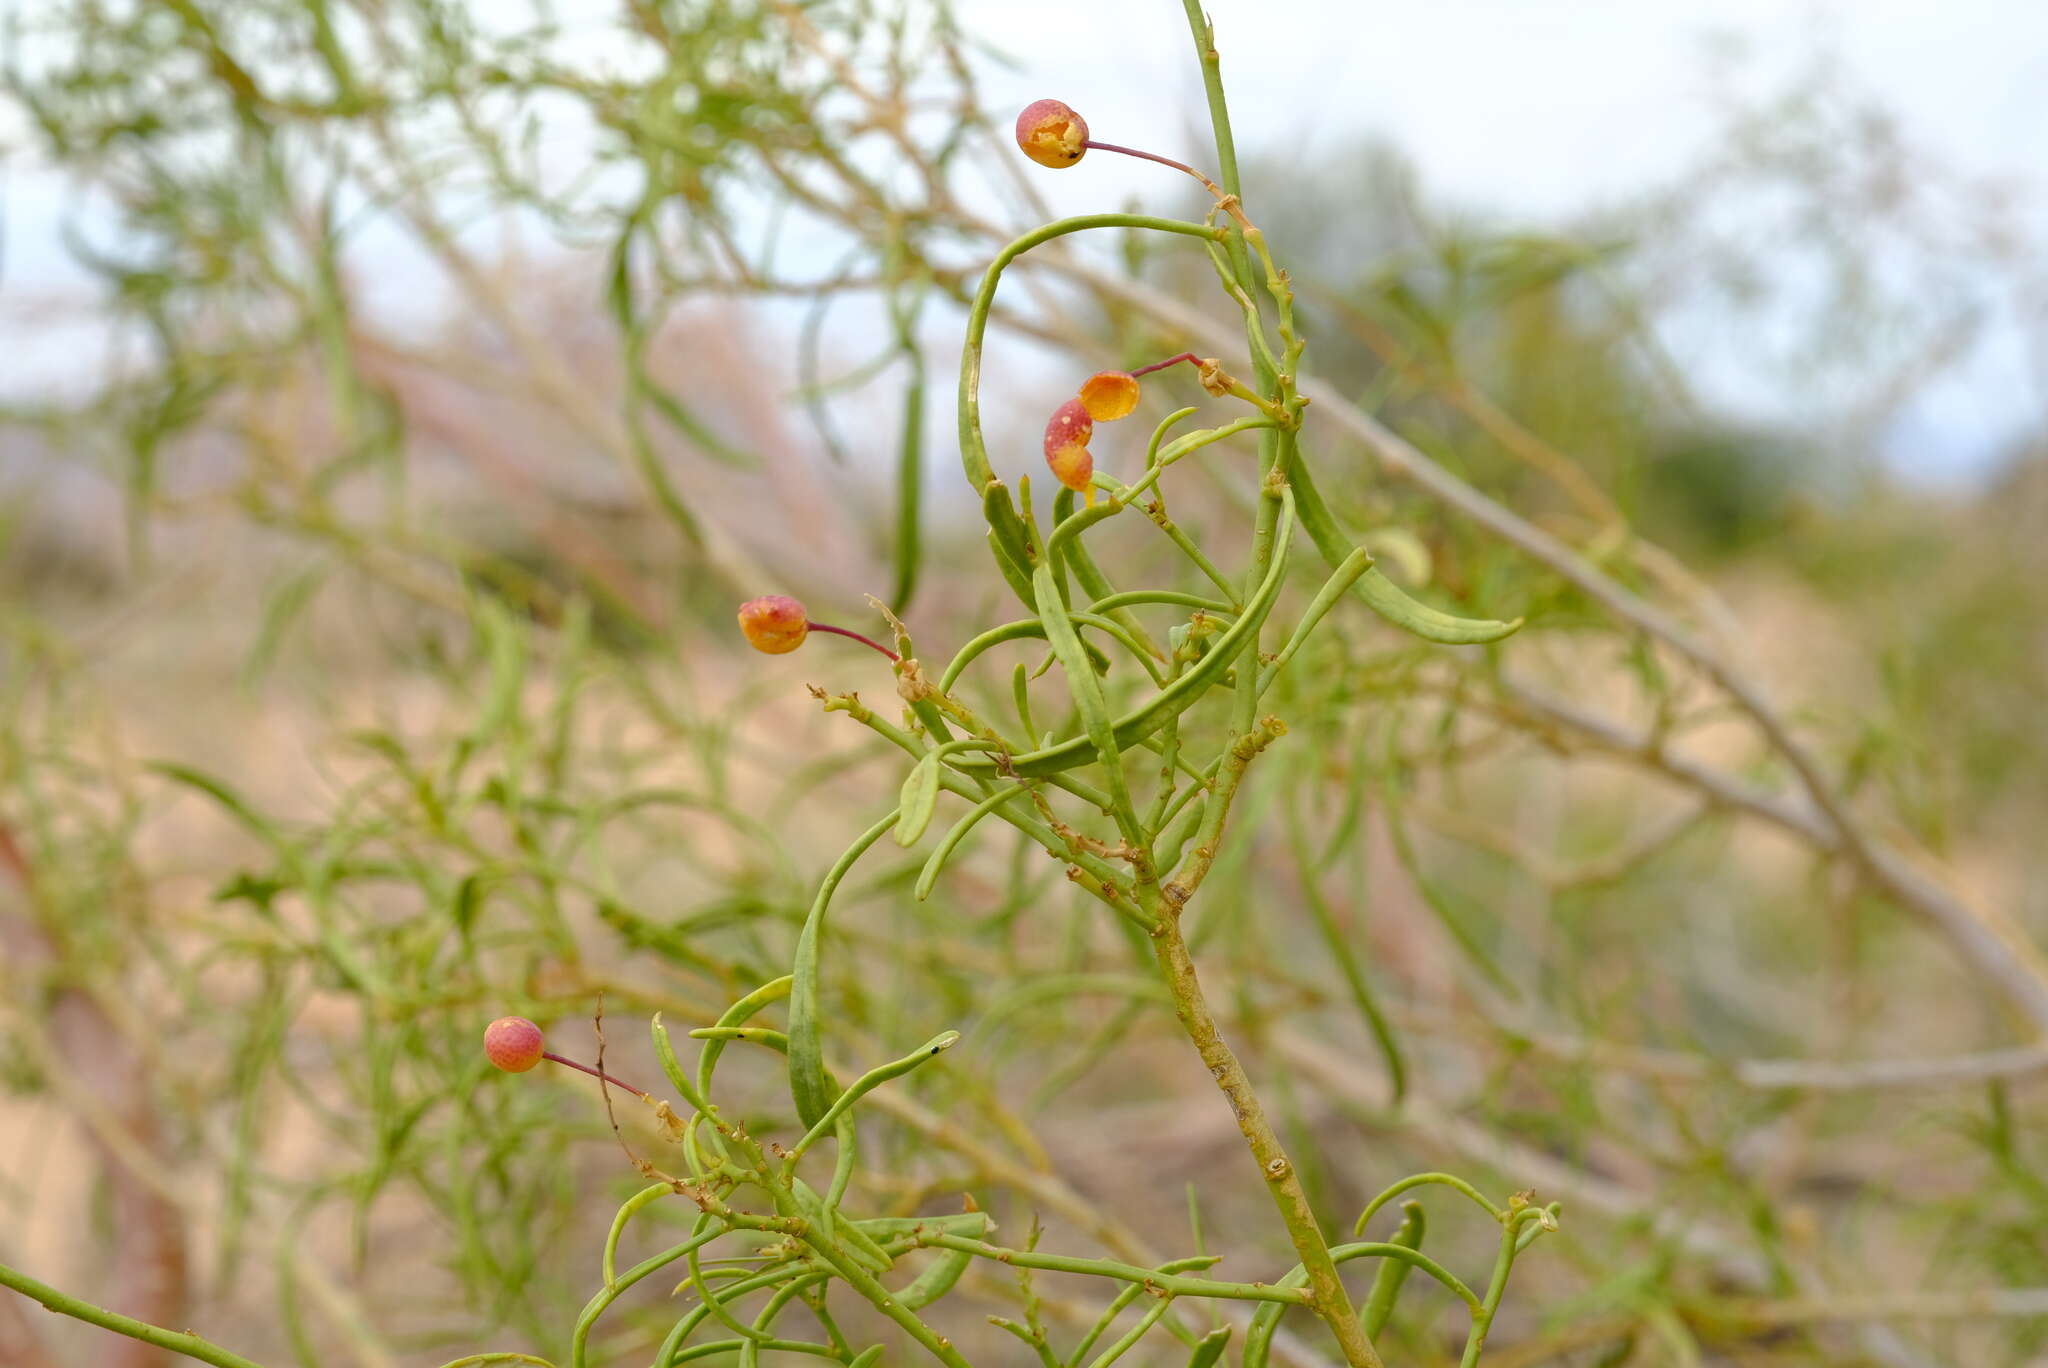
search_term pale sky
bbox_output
[961,1,2048,482]
[5,0,2044,479]
[963,0,2047,216]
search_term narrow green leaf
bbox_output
[916,783,1030,900]
[240,563,326,688]
[466,593,525,752]
[451,871,483,943]
[891,357,926,611]
[894,753,940,847]
[1290,453,1521,643]
[1362,1202,1425,1337]
[1355,565,1522,644]
[1031,558,1142,849]
[148,762,292,857]
[1186,1327,1232,1368]
[954,489,1297,780]
[788,812,900,1127]
[981,479,1039,612]
[898,1247,972,1310]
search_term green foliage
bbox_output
[3,2,2047,1367]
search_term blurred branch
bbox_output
[0,833,185,1368]
[1276,1032,1939,1368]
[1053,253,2048,1035]
[1492,677,2048,1027]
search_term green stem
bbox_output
[1458,1223,1522,1368]
[920,1235,1307,1305]
[1148,899,1383,1368]
[1167,12,1383,1362]
[1179,1,1247,275]
[802,1239,975,1368]
[1119,415,1277,505]
[788,811,904,1126]
[784,1031,960,1169]
[0,1261,270,1368]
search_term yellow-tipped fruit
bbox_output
[738,595,809,654]
[1015,99,1088,169]
[1043,397,1095,493]
[1078,370,1141,422]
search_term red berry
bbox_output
[484,1016,545,1073]
[1043,398,1095,493]
[738,595,809,654]
[1016,99,1088,169]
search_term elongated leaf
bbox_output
[981,479,1039,612]
[466,593,525,753]
[1363,1202,1425,1337]
[1032,556,1141,844]
[240,563,326,688]
[899,1246,972,1309]
[1355,566,1521,644]
[1187,1327,1232,1368]
[953,490,1297,779]
[148,761,292,857]
[916,783,1030,900]
[1291,452,1521,643]
[894,753,940,847]
[789,812,900,1127]
[891,353,926,610]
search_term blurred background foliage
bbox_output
[2,1,2046,1366]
